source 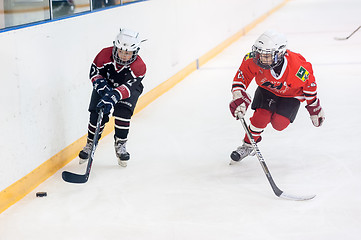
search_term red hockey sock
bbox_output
[244,109,272,143]
[250,108,272,128]
[271,113,290,131]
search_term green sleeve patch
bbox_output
[296,66,309,82]
[244,52,255,61]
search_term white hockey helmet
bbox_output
[252,30,287,69]
[112,28,141,65]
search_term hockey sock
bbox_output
[114,109,132,140]
[244,123,263,143]
[87,110,108,141]
[87,122,105,142]
[270,113,290,131]
[244,108,272,143]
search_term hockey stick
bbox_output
[62,108,104,184]
[239,117,316,201]
[334,26,361,40]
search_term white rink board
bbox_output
[0,0,283,190]
[1,0,361,239]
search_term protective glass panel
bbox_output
[52,0,90,19]
[1,0,50,29]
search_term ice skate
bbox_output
[78,140,93,164]
[230,142,255,165]
[114,137,130,167]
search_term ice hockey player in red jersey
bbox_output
[229,30,325,164]
[79,28,146,167]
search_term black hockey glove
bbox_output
[93,78,111,97]
[97,90,121,114]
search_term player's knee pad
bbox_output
[250,108,272,128]
[90,110,109,126]
[271,113,290,131]
[114,107,132,119]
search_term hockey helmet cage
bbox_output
[252,30,287,69]
[112,28,141,66]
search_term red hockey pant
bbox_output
[244,108,290,143]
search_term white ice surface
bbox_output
[1,0,361,239]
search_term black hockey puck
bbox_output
[36,192,47,197]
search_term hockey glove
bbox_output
[97,90,121,115]
[305,98,325,127]
[229,90,251,119]
[93,78,111,97]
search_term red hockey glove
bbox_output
[229,90,251,119]
[305,98,325,127]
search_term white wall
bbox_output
[0,0,283,191]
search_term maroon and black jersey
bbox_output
[90,47,146,99]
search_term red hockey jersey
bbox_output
[232,50,317,105]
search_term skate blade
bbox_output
[229,159,240,165]
[79,158,88,165]
[118,160,128,167]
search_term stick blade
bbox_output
[279,192,316,201]
[62,171,89,184]
[334,37,348,40]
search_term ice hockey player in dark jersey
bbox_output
[229,30,325,164]
[79,28,146,167]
